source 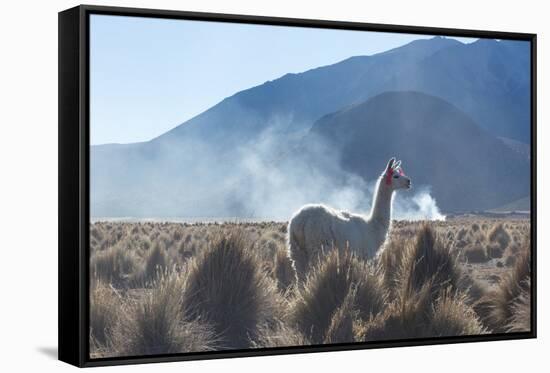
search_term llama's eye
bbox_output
[393,175,399,179]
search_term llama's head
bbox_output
[382,157,411,191]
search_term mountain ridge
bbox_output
[307,90,529,211]
[90,37,531,217]
[146,36,464,146]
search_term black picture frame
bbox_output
[58,4,537,367]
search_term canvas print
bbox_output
[88,14,532,358]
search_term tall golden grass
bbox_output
[89,218,531,357]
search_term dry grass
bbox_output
[111,271,217,356]
[429,290,486,336]
[478,243,531,332]
[489,224,511,251]
[251,322,309,348]
[183,231,279,349]
[89,217,531,357]
[289,249,359,344]
[139,241,170,285]
[273,246,296,293]
[507,285,531,332]
[399,224,462,299]
[324,289,357,344]
[89,281,121,356]
[90,244,138,287]
[464,245,489,263]
[362,224,485,341]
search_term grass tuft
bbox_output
[89,281,121,357]
[88,219,531,355]
[90,244,138,287]
[480,245,530,332]
[183,231,279,349]
[112,270,217,356]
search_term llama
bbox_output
[287,157,411,283]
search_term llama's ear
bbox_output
[394,160,402,169]
[386,158,395,172]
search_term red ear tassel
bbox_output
[385,168,393,185]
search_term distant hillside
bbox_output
[307,91,530,212]
[499,137,531,159]
[150,37,464,147]
[386,39,531,142]
[145,36,529,149]
[489,196,531,213]
[90,37,531,217]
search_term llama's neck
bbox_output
[369,178,394,229]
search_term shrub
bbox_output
[381,224,461,299]
[90,225,104,242]
[172,228,183,242]
[139,236,151,251]
[479,246,530,332]
[130,225,140,235]
[290,249,357,344]
[90,244,138,287]
[142,242,169,284]
[251,322,309,348]
[324,289,357,344]
[399,224,461,300]
[89,281,121,356]
[158,232,173,250]
[457,228,468,241]
[362,281,434,341]
[273,247,296,293]
[505,255,516,267]
[456,239,468,249]
[183,231,278,349]
[362,225,475,341]
[487,244,504,259]
[429,291,486,336]
[489,224,511,250]
[458,274,487,305]
[464,245,489,263]
[112,271,217,356]
[362,285,484,341]
[378,238,408,297]
[506,284,531,332]
[354,262,387,320]
[290,248,386,344]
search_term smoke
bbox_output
[393,188,446,221]
[91,117,446,222]
[228,126,445,221]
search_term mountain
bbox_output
[385,39,531,142]
[307,91,530,212]
[150,36,464,148]
[498,136,531,159]
[90,37,531,217]
[489,196,531,213]
[146,37,529,149]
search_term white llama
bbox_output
[287,157,411,283]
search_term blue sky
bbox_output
[90,15,475,145]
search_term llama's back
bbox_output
[287,204,343,283]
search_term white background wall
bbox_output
[0,0,547,370]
